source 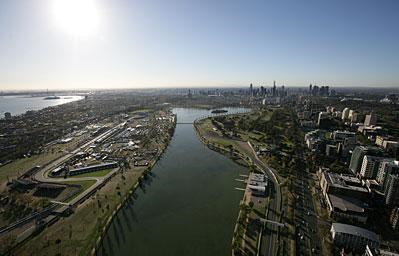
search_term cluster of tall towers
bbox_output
[249,81,286,98]
[309,83,330,96]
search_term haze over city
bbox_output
[2,1,399,256]
[1,0,399,90]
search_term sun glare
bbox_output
[52,0,100,37]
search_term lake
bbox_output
[100,107,249,256]
[0,95,84,117]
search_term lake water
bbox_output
[100,107,249,256]
[0,95,84,117]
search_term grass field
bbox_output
[0,152,63,190]
[63,180,96,191]
[14,166,147,256]
[70,168,114,178]
[62,180,97,203]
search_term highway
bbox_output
[293,166,321,255]
[237,141,282,256]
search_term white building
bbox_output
[342,108,350,120]
[247,173,268,197]
[360,155,383,179]
[349,109,356,119]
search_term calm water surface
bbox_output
[100,107,249,256]
[0,95,83,116]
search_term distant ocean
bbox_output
[0,95,84,117]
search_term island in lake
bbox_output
[211,109,228,114]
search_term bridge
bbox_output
[176,122,194,124]
[50,200,72,206]
[258,217,285,228]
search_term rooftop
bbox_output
[324,172,369,193]
[328,194,366,214]
[332,223,378,242]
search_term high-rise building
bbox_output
[384,174,399,206]
[317,112,329,127]
[377,159,399,189]
[360,155,383,179]
[272,81,276,97]
[342,108,350,120]
[350,112,359,123]
[4,112,11,120]
[364,112,377,126]
[249,83,253,97]
[260,86,265,96]
[349,146,382,174]
[390,207,399,230]
[326,106,335,113]
[348,109,355,119]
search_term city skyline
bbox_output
[1,0,399,90]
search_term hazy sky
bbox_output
[0,0,399,90]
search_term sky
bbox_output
[0,0,398,90]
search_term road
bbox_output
[293,157,321,255]
[32,122,129,207]
[34,121,126,183]
[237,141,282,256]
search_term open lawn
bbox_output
[0,152,63,191]
[63,180,96,192]
[69,168,114,178]
[14,166,147,256]
[62,180,97,203]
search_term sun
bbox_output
[52,0,100,38]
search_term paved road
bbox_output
[293,163,321,255]
[236,141,282,256]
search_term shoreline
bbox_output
[92,113,177,255]
[193,118,253,255]
[0,95,84,117]
[5,110,177,256]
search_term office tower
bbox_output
[364,112,377,126]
